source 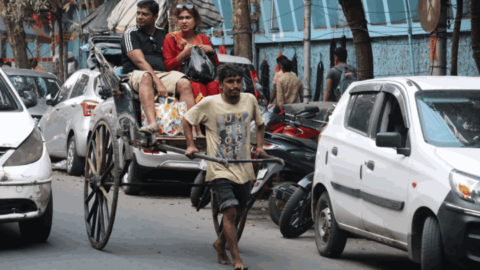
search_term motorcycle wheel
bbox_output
[190,171,211,209]
[268,194,284,226]
[279,187,314,238]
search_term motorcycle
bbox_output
[278,173,314,238]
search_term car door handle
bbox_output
[332,147,338,156]
[71,104,76,108]
[360,165,363,180]
[55,107,60,111]
[366,160,375,171]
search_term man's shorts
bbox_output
[128,70,188,97]
[212,179,253,215]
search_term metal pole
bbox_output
[403,0,416,76]
[430,0,448,75]
[303,0,312,102]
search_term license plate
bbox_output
[257,168,268,180]
[198,159,207,170]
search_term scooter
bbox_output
[278,172,314,238]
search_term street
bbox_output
[0,171,419,270]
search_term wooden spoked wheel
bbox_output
[211,193,248,243]
[84,119,120,250]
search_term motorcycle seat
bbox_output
[271,134,318,151]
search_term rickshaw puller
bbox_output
[183,64,266,270]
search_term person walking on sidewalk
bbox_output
[323,47,356,102]
[182,64,266,270]
[269,56,303,107]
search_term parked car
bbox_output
[38,69,104,175]
[312,76,480,270]
[3,68,61,125]
[0,67,53,242]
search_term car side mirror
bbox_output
[46,94,54,106]
[22,91,38,109]
[376,132,411,156]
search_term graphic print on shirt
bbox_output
[215,111,250,164]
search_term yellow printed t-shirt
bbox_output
[184,93,265,184]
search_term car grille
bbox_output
[0,199,38,215]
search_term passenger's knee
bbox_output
[176,78,191,94]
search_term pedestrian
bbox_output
[182,64,266,270]
[323,47,356,102]
[30,58,44,72]
[269,56,303,107]
[0,58,4,68]
[4,62,12,67]
[120,0,197,135]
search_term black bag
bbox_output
[187,46,216,84]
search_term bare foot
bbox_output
[233,261,249,270]
[213,240,231,265]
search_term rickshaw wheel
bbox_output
[84,119,120,250]
[211,194,248,243]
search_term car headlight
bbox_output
[4,127,44,166]
[449,170,480,203]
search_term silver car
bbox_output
[38,69,104,175]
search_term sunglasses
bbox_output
[176,4,193,9]
[149,36,157,51]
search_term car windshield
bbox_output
[0,78,21,112]
[8,75,60,99]
[416,91,480,148]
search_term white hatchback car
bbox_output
[312,77,480,270]
[0,68,53,243]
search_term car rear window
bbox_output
[8,75,60,99]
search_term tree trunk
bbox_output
[0,0,29,69]
[57,14,65,83]
[451,0,463,75]
[338,0,374,81]
[472,0,480,73]
[168,0,186,33]
[232,0,253,61]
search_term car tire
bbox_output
[66,135,85,176]
[315,192,347,258]
[19,193,53,243]
[122,154,142,195]
[279,187,313,238]
[190,171,211,209]
[421,216,449,270]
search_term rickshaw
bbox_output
[83,37,284,250]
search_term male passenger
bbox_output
[182,64,266,270]
[269,57,303,107]
[121,0,197,135]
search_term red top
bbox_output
[163,31,220,71]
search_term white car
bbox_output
[0,68,53,242]
[312,76,480,270]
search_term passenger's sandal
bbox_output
[139,124,158,135]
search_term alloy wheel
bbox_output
[67,140,74,171]
[319,207,331,243]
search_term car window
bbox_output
[54,73,80,104]
[375,93,408,147]
[93,75,106,97]
[8,75,60,100]
[70,74,89,98]
[347,93,378,134]
[0,77,22,111]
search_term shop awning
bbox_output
[81,0,120,35]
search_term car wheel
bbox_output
[19,193,53,243]
[190,171,211,209]
[421,216,449,270]
[66,135,85,176]
[315,192,347,258]
[122,154,142,195]
[279,187,313,238]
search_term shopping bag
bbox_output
[141,97,187,136]
[188,46,216,84]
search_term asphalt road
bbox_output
[0,171,420,270]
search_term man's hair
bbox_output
[0,58,4,65]
[334,47,347,62]
[30,58,38,68]
[4,62,11,67]
[276,55,292,72]
[218,64,244,84]
[137,0,159,16]
[174,5,203,29]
